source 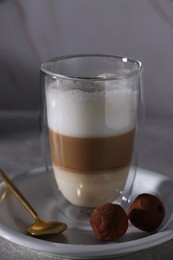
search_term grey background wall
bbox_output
[0,0,173,118]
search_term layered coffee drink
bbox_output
[46,81,138,207]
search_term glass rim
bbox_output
[40,54,143,81]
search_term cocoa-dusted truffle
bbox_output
[90,203,128,241]
[128,193,165,232]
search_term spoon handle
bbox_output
[0,169,39,220]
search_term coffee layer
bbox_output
[49,128,135,171]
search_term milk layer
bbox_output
[53,164,129,207]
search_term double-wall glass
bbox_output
[40,55,143,209]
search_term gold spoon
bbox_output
[0,168,67,236]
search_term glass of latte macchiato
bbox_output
[40,55,143,209]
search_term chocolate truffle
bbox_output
[128,193,165,232]
[90,203,128,241]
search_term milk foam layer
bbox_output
[53,165,129,207]
[46,82,138,137]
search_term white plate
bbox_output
[0,167,173,259]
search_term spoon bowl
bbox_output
[0,169,67,236]
[27,218,67,236]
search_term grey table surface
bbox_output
[0,112,173,260]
